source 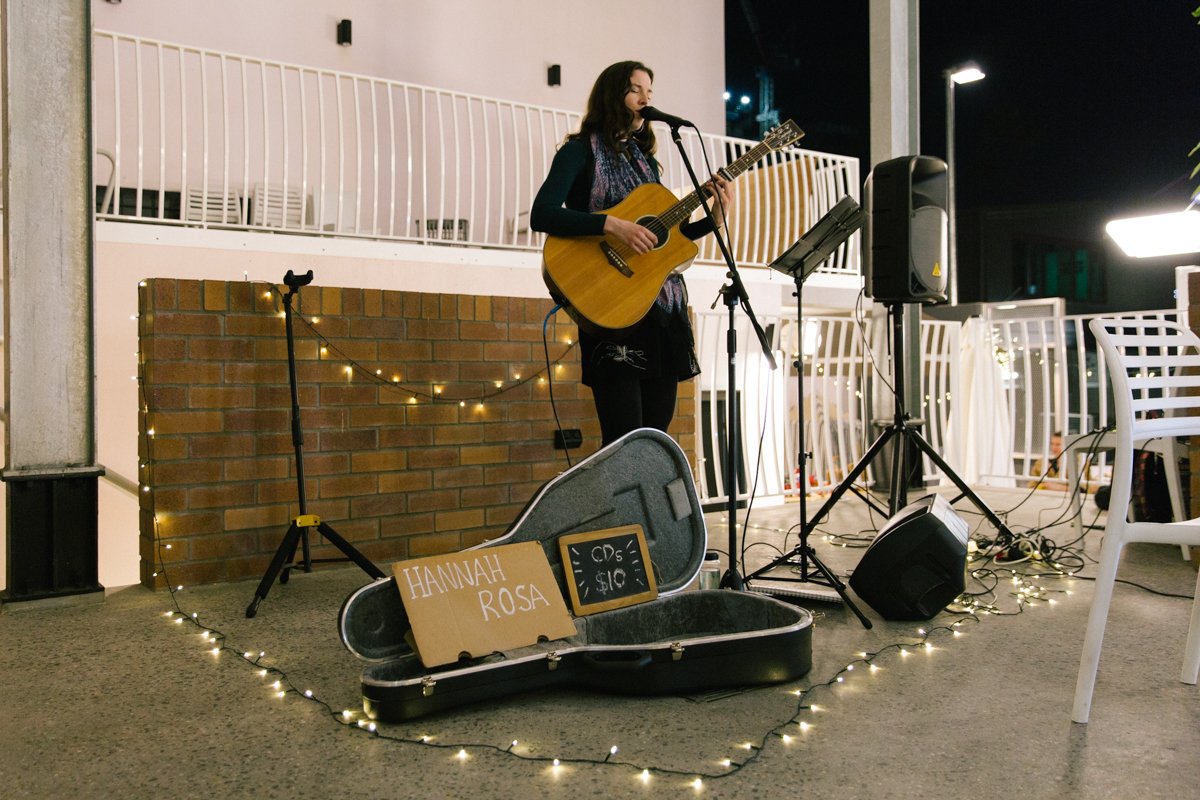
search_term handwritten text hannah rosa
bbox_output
[397,551,554,622]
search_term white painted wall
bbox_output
[0,0,727,592]
[91,0,727,133]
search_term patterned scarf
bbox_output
[587,132,656,212]
[587,133,686,314]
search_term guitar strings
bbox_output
[607,131,778,259]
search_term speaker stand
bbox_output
[746,302,1014,617]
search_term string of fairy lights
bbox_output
[249,282,579,408]
[138,277,1108,787]
[152,522,1074,787]
[147,515,1086,782]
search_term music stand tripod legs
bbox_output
[246,270,385,618]
[741,196,872,627]
[744,268,872,629]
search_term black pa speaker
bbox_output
[864,155,949,304]
[849,494,969,620]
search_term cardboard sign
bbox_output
[392,541,577,668]
[558,525,658,616]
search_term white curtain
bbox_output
[943,317,1015,487]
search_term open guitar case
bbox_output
[338,428,813,720]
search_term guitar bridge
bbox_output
[599,241,634,278]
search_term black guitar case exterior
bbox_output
[338,428,813,720]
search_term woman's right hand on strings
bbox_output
[603,215,658,255]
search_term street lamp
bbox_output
[945,62,985,305]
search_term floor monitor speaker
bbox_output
[849,494,969,620]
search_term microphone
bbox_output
[640,106,695,129]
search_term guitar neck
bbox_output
[657,140,778,229]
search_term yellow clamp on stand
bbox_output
[295,514,321,527]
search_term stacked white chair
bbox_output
[184,187,243,224]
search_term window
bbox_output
[1013,238,1106,303]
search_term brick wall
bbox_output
[138,278,696,587]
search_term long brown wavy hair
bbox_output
[569,60,657,158]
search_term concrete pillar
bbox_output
[867,0,925,493]
[1,1,103,602]
[868,0,920,168]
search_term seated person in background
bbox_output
[1028,432,1066,491]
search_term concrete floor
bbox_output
[2,487,1197,799]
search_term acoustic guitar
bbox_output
[542,119,804,334]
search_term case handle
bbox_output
[581,651,653,671]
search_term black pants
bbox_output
[589,374,678,447]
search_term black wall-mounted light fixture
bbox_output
[547,64,561,86]
[337,19,352,46]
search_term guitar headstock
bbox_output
[763,120,805,151]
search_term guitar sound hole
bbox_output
[635,215,667,250]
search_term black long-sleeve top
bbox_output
[529,138,713,239]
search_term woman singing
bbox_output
[530,60,733,446]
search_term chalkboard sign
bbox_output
[557,525,658,616]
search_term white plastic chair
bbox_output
[251,184,310,229]
[184,187,243,224]
[1072,317,1200,723]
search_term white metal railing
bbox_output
[692,306,959,506]
[93,31,1175,506]
[690,303,1183,509]
[991,305,1180,483]
[91,30,860,272]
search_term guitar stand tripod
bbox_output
[246,270,385,618]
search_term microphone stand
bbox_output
[661,122,776,591]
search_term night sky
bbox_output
[725,1,1200,216]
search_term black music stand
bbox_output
[743,197,873,628]
[246,270,385,618]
